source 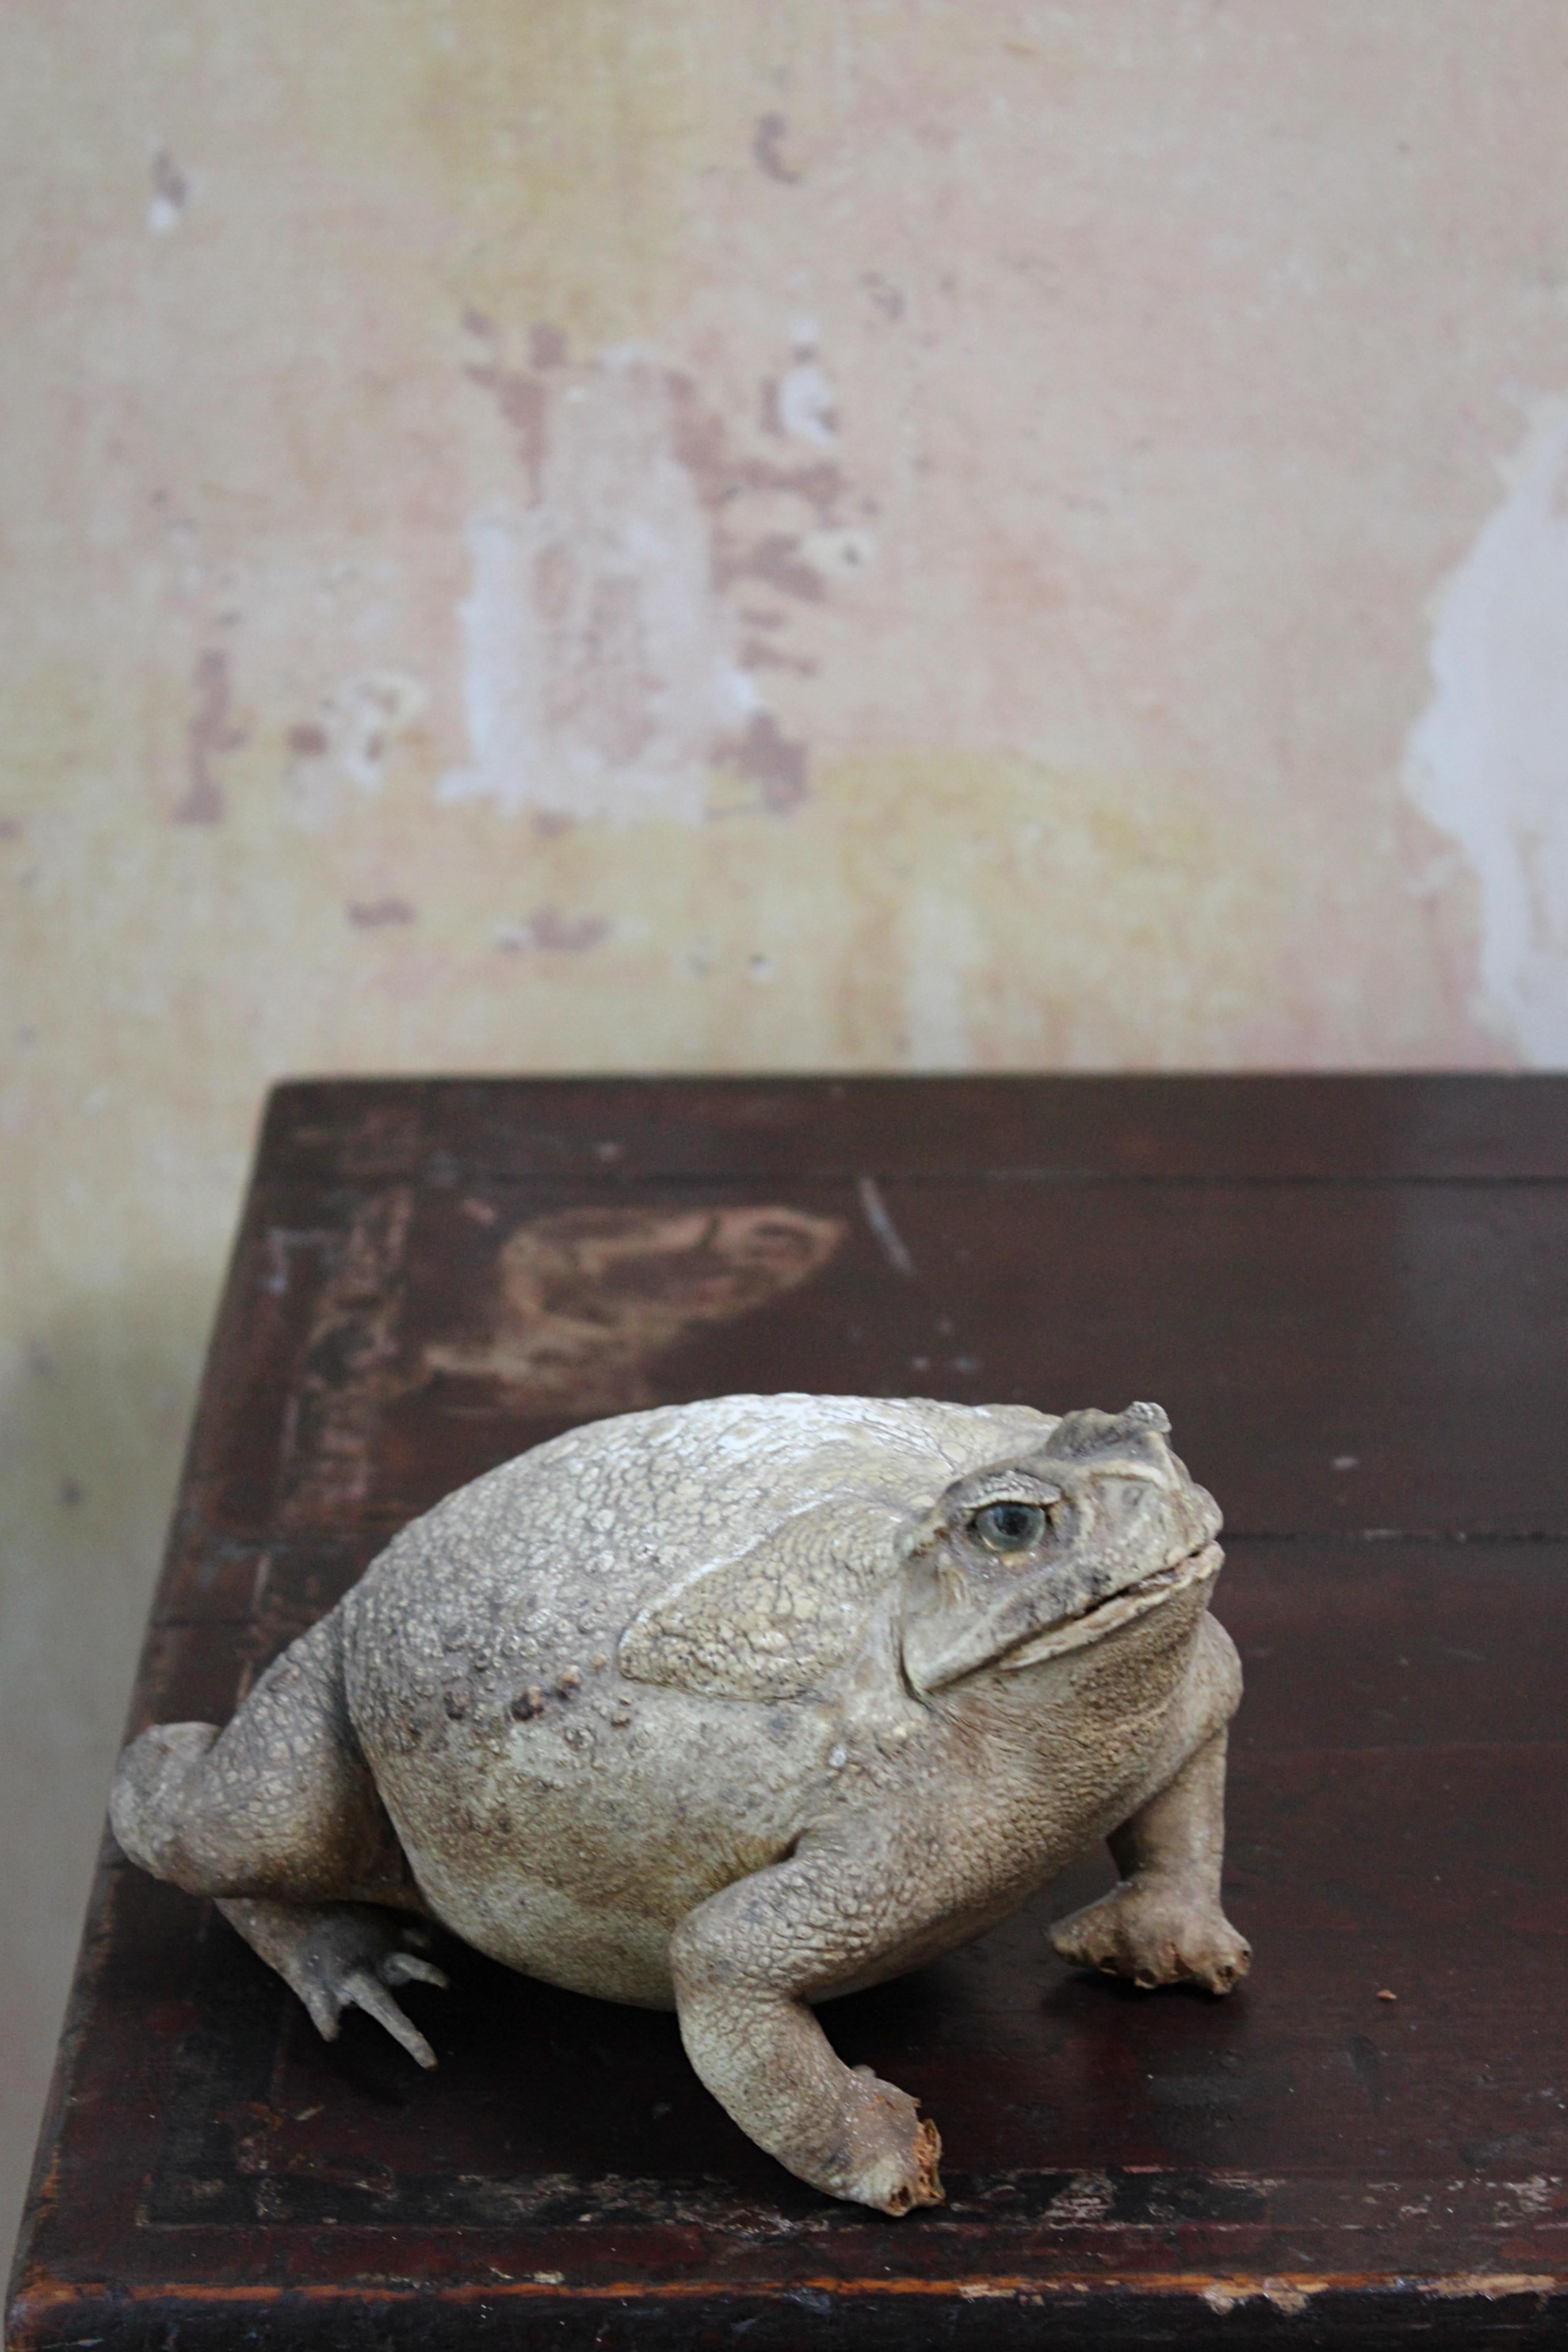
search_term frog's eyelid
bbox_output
[955,1474,1064,1509]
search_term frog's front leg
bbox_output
[1050,1726,1251,1994]
[671,1835,944,2216]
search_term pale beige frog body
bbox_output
[112,1393,1250,2216]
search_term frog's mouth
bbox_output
[997,1539,1223,1672]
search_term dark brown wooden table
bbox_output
[9,1076,1568,2348]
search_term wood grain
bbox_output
[10,1078,1566,2348]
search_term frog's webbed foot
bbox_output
[219,1898,449,2068]
[1050,1877,1250,1995]
[1051,1725,1250,1997]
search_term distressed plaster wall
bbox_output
[6,0,1568,2249]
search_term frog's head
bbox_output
[898,1403,1222,1696]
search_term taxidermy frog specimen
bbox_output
[112,1394,1249,2215]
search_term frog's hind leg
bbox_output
[213,1895,448,2068]
[111,1606,448,2066]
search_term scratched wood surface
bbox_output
[8,1077,1568,2349]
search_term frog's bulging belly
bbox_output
[411,1853,685,2007]
[365,1681,826,2007]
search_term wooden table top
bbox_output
[9,1075,1568,2348]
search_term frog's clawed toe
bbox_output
[288,1910,449,2068]
[314,1961,446,2069]
[841,2066,945,2215]
[1051,1876,1251,1997]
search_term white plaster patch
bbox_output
[776,356,838,447]
[339,671,428,790]
[776,316,838,447]
[440,357,753,825]
[1403,400,1568,1063]
[800,526,875,579]
[286,670,428,826]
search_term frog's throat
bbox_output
[994,1539,1224,1673]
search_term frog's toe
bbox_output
[842,2067,944,2215]
[259,1903,449,2066]
[1051,1878,1251,1997]
[380,1950,449,1991]
[334,1964,441,2069]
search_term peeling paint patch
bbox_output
[339,672,428,789]
[424,1204,845,1410]
[719,533,825,602]
[440,334,865,826]
[776,326,838,448]
[346,897,417,929]
[173,649,240,824]
[441,357,755,825]
[713,712,808,814]
[1421,2273,1558,2301]
[1201,2277,1323,2316]
[667,374,844,521]
[286,671,428,825]
[738,634,816,677]
[862,271,905,322]
[800,526,874,579]
[465,307,550,499]
[147,148,188,233]
[1403,400,1568,1063]
[752,112,803,184]
[495,906,609,954]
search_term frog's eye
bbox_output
[970,1501,1047,1554]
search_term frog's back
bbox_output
[344,1392,1053,1738]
